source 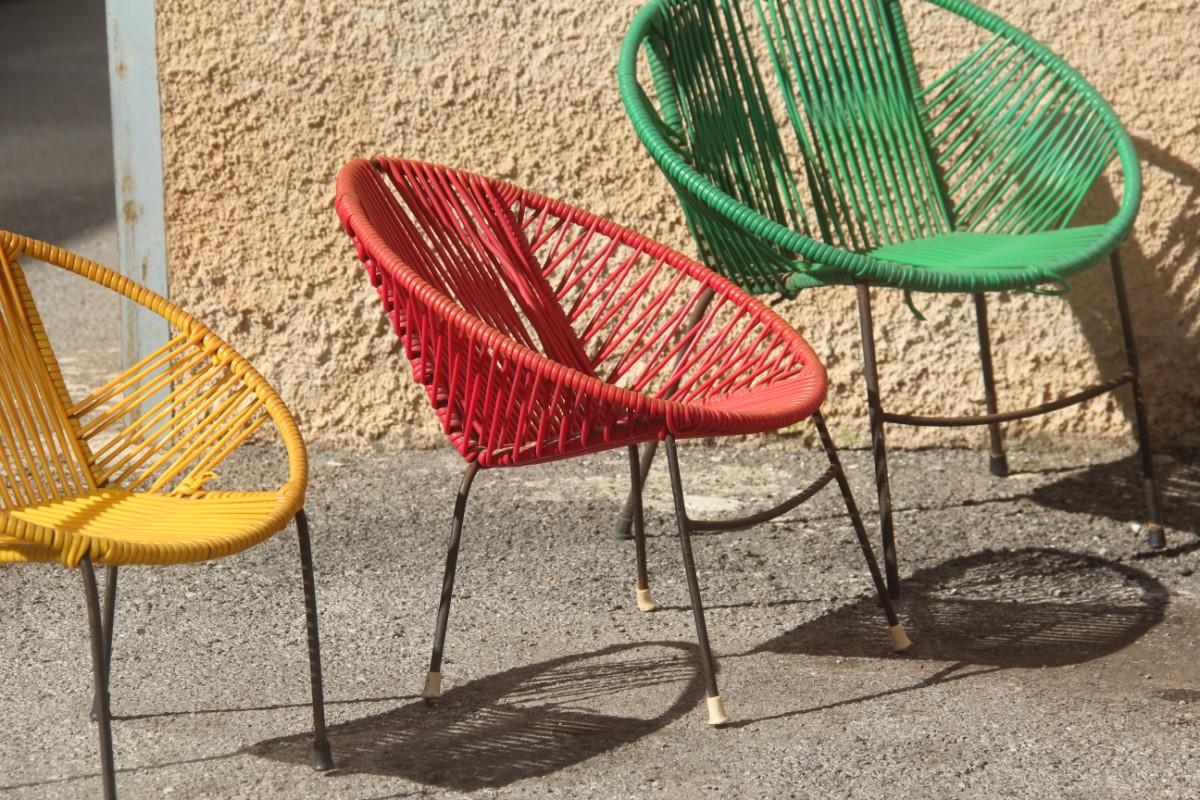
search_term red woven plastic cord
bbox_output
[335,158,828,467]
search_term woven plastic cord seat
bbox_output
[619,0,1165,595]
[0,233,332,798]
[335,157,910,726]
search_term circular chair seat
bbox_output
[336,157,830,469]
[2,488,296,567]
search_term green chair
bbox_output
[618,0,1164,596]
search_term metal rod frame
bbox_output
[856,281,899,597]
[1110,252,1164,547]
[686,466,837,532]
[658,420,904,707]
[811,411,902,629]
[615,288,717,538]
[854,253,1166,597]
[90,566,118,722]
[81,557,117,800]
[432,422,900,724]
[296,509,334,771]
[662,436,722,703]
[628,446,651,592]
[616,440,658,538]
[974,293,1009,477]
[77,510,334,798]
[880,372,1133,427]
[428,463,479,684]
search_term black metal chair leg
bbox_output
[811,412,911,652]
[613,289,716,540]
[424,462,479,702]
[90,566,118,722]
[295,510,334,771]
[628,445,657,611]
[1110,252,1165,548]
[615,441,658,539]
[663,436,728,726]
[81,557,117,800]
[855,282,900,598]
[974,293,1009,477]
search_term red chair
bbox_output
[334,158,908,725]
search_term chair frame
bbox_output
[0,233,333,797]
[616,0,1165,596]
[421,410,904,725]
[852,253,1160,595]
[335,157,910,726]
[76,512,329,798]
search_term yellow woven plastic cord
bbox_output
[0,245,95,507]
[0,534,60,564]
[0,231,308,568]
[6,489,291,566]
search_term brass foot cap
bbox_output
[636,587,658,612]
[421,670,442,701]
[706,695,730,727]
[889,623,912,653]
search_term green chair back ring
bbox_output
[619,0,1141,297]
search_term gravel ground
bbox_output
[3,2,1198,797]
[2,441,1198,799]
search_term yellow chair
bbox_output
[0,232,332,798]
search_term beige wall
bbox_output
[155,0,1200,450]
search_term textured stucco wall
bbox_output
[155,0,1200,451]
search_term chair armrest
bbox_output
[3,233,307,500]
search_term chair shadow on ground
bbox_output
[1066,137,1200,446]
[833,447,1199,550]
[1026,449,1200,553]
[758,547,1166,667]
[249,641,704,792]
[729,547,1167,726]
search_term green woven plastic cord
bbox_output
[618,0,1141,296]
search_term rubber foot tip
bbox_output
[636,587,658,612]
[311,739,334,771]
[421,670,442,701]
[706,695,730,727]
[988,454,1009,478]
[889,623,912,653]
[1147,524,1166,550]
[613,517,633,539]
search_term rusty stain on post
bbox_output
[106,0,169,378]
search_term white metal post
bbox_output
[105,0,169,370]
